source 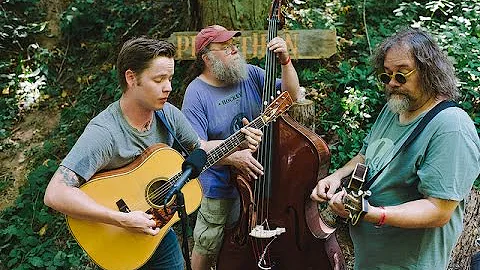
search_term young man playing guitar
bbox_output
[44,37,262,269]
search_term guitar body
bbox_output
[66,144,202,270]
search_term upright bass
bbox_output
[217,1,344,269]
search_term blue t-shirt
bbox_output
[181,64,281,198]
[352,104,480,269]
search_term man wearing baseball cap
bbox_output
[182,24,301,270]
[194,25,242,54]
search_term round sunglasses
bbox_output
[378,69,416,84]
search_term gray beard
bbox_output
[387,94,410,114]
[207,52,248,85]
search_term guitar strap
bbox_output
[155,109,194,270]
[154,110,190,156]
[362,100,458,191]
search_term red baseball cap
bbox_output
[195,25,241,54]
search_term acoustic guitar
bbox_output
[66,91,293,270]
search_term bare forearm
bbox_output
[281,62,301,101]
[44,166,124,226]
[364,197,458,228]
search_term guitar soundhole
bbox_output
[145,178,169,208]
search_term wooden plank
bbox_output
[167,29,336,60]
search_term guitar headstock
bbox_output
[261,91,293,123]
[342,163,371,226]
[346,163,368,191]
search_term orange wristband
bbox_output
[281,56,291,65]
[375,206,386,228]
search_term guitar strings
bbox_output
[126,90,290,223]
[250,7,279,268]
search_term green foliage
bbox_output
[0,160,95,269]
[0,173,15,194]
[0,0,56,140]
[291,0,480,171]
[60,0,189,43]
[285,0,337,30]
[431,2,480,130]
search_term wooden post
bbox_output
[448,188,480,270]
[287,87,316,132]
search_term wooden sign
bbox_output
[167,29,336,60]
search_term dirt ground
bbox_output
[0,107,60,211]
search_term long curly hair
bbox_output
[372,27,459,100]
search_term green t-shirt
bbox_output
[352,104,480,270]
[61,101,200,180]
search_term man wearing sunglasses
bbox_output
[181,25,301,270]
[311,28,479,269]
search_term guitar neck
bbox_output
[203,115,266,172]
[262,9,280,104]
[167,91,292,184]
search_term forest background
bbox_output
[0,0,479,269]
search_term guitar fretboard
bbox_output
[167,116,266,186]
[166,91,292,190]
[203,116,266,171]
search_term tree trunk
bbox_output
[288,98,315,131]
[196,0,271,30]
[37,0,71,49]
[448,188,480,270]
[288,87,316,132]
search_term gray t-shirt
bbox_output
[352,104,480,269]
[61,101,200,181]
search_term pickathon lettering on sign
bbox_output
[167,29,336,60]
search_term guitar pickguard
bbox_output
[145,177,178,227]
[147,205,177,228]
